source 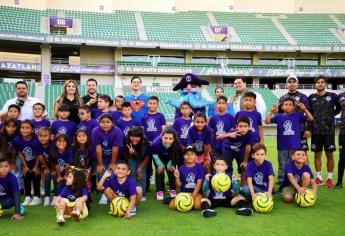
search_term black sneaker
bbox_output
[202,209,217,218]
[333,183,343,189]
[236,208,253,216]
[163,197,173,205]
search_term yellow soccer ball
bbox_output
[295,189,316,207]
[211,173,231,192]
[253,193,274,213]
[175,192,194,212]
[109,197,130,217]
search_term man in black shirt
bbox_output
[83,78,113,109]
[334,91,345,188]
[308,75,341,188]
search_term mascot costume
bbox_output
[167,73,214,119]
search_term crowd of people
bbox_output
[0,74,344,224]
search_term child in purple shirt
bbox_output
[97,161,142,219]
[31,103,50,135]
[51,104,77,142]
[265,97,313,184]
[172,102,193,149]
[117,102,140,136]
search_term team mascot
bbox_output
[167,73,214,119]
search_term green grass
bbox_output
[1,136,345,236]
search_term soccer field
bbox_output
[1,137,344,236]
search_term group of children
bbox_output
[0,89,318,223]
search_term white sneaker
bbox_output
[56,215,65,225]
[51,196,57,206]
[44,196,51,207]
[40,187,45,196]
[141,196,147,202]
[98,193,108,205]
[130,207,136,216]
[156,191,164,201]
[22,196,32,206]
[150,177,155,185]
[29,197,42,206]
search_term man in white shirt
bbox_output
[0,81,43,120]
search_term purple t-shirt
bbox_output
[112,111,123,125]
[0,172,19,199]
[51,120,76,142]
[172,117,192,147]
[59,186,89,202]
[92,126,124,164]
[235,110,262,144]
[103,175,137,199]
[208,113,235,151]
[271,112,307,150]
[187,126,212,155]
[281,161,314,188]
[77,119,99,140]
[117,118,140,136]
[208,172,233,200]
[34,140,53,164]
[141,112,166,142]
[13,135,38,169]
[222,130,255,154]
[246,160,274,191]
[179,163,204,193]
[56,148,73,176]
[31,119,50,135]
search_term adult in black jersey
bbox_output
[279,75,310,150]
[308,75,341,188]
[334,91,345,189]
[82,78,113,109]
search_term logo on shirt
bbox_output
[195,140,204,152]
[67,194,76,202]
[116,190,125,197]
[79,154,86,167]
[130,100,145,112]
[79,125,87,131]
[213,191,226,199]
[180,125,189,139]
[254,172,266,187]
[230,142,241,152]
[58,159,66,172]
[0,185,5,196]
[216,121,225,135]
[185,75,192,82]
[34,128,39,135]
[283,120,295,136]
[147,119,157,132]
[248,117,255,132]
[123,127,130,136]
[23,147,35,162]
[58,126,67,134]
[326,96,331,102]
[295,96,300,102]
[294,174,300,182]
[185,173,196,189]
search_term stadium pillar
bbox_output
[252,53,260,65]
[253,77,260,87]
[319,54,327,65]
[185,51,193,63]
[41,44,51,85]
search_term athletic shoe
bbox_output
[141,196,147,202]
[56,216,65,225]
[150,177,155,185]
[22,197,32,206]
[19,204,25,215]
[156,191,164,201]
[71,210,80,222]
[29,197,42,206]
[169,190,177,198]
[326,178,333,188]
[44,196,51,207]
[130,207,136,216]
[315,177,324,186]
[98,193,108,205]
[236,207,253,216]
[202,209,217,218]
[40,187,45,196]
[51,196,57,206]
[333,182,343,189]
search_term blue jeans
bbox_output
[222,149,243,174]
[240,184,267,199]
[52,176,65,196]
[0,197,14,209]
[278,150,294,184]
[128,158,146,195]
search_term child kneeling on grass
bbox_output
[200,157,252,218]
[55,168,90,225]
[97,160,142,219]
[281,149,317,203]
[0,156,24,220]
[167,146,204,210]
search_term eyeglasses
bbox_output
[287,80,297,83]
[78,112,86,116]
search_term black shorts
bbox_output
[300,135,309,151]
[311,134,336,152]
[209,198,232,209]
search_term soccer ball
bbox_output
[253,193,274,213]
[109,197,129,217]
[175,192,194,212]
[295,189,316,207]
[211,173,231,192]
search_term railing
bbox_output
[274,84,316,89]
